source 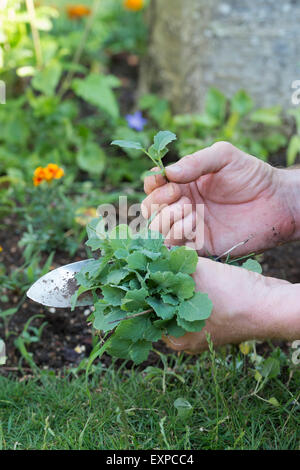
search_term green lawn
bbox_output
[0,349,299,450]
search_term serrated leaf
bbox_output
[106,336,132,360]
[122,288,149,312]
[129,340,152,364]
[94,306,125,332]
[166,319,186,338]
[106,268,129,285]
[147,296,176,320]
[115,316,149,342]
[101,286,125,306]
[153,131,177,153]
[169,246,198,274]
[161,294,178,306]
[176,316,206,333]
[242,259,262,274]
[127,252,148,271]
[177,292,213,322]
[111,140,144,150]
[150,271,195,299]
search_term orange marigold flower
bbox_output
[33,164,64,186]
[44,163,64,181]
[33,166,46,186]
[124,0,144,11]
[67,5,91,19]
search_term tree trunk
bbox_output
[140,0,300,113]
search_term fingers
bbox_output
[165,141,236,184]
[144,167,167,195]
[141,182,181,219]
[149,196,192,237]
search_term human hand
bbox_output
[142,142,297,256]
[164,257,298,353]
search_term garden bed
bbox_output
[1,214,300,374]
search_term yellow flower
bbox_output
[67,5,91,19]
[0,245,3,253]
[75,207,98,226]
[124,0,144,11]
[239,342,251,355]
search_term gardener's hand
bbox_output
[142,142,300,256]
[164,257,300,353]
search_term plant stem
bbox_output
[26,0,43,69]
[109,309,153,325]
[57,0,101,99]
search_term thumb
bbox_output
[166,142,234,183]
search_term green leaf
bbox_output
[76,142,106,176]
[115,316,149,342]
[109,225,133,252]
[174,398,193,419]
[147,296,176,320]
[169,247,198,274]
[287,135,300,166]
[122,288,149,312]
[129,340,152,364]
[127,252,148,271]
[231,90,253,116]
[32,60,62,96]
[111,140,144,150]
[166,319,186,338]
[106,268,129,285]
[250,106,282,126]
[144,169,164,178]
[93,306,125,332]
[72,74,120,119]
[101,286,125,306]
[150,272,195,299]
[260,357,280,379]
[176,316,206,333]
[161,294,178,306]
[205,88,227,123]
[177,292,212,322]
[152,131,177,153]
[106,336,132,360]
[242,259,262,274]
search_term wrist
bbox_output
[277,168,300,242]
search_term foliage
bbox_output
[112,130,177,177]
[74,219,213,364]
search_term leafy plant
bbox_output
[74,219,213,365]
[111,130,177,177]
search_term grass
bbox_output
[0,348,299,450]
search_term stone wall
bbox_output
[140,0,300,113]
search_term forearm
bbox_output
[255,282,300,341]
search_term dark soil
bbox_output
[1,212,300,376]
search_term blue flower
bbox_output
[126,111,147,131]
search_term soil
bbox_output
[1,212,300,376]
